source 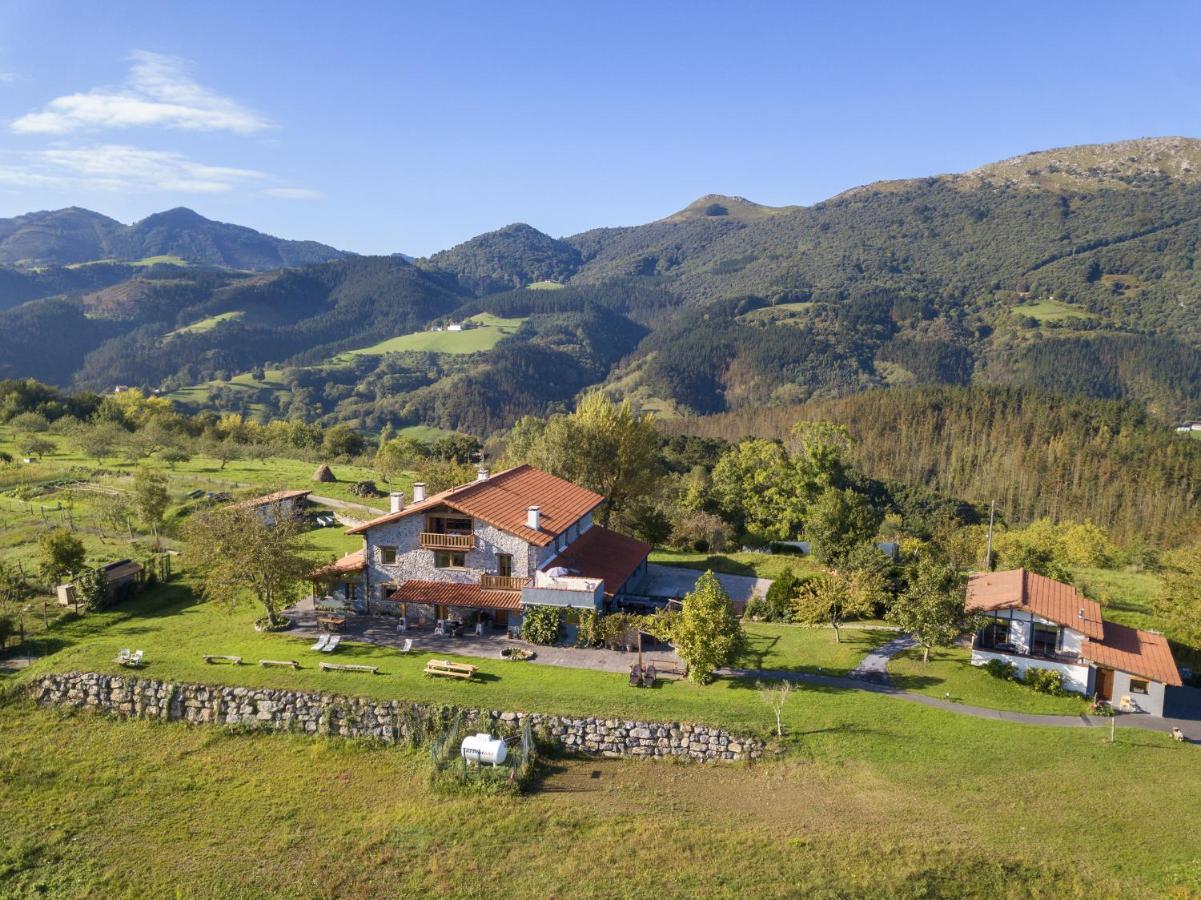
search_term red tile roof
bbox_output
[347,465,604,546]
[310,550,365,579]
[389,580,523,611]
[966,569,1104,639]
[546,525,651,599]
[1082,623,1183,686]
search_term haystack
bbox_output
[312,463,336,483]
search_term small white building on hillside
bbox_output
[966,569,1182,716]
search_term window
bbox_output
[379,546,397,565]
[1032,623,1060,656]
[434,550,466,569]
[496,553,513,577]
[1130,679,1149,694]
[983,619,1010,649]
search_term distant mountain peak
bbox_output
[659,194,799,223]
[963,136,1201,190]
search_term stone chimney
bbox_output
[476,466,490,482]
[412,482,427,503]
[526,505,541,531]
[389,491,405,514]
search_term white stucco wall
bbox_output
[1109,670,1167,717]
[970,648,1092,694]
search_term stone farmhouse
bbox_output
[318,465,650,633]
[967,568,1182,716]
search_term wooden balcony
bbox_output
[480,574,530,592]
[419,532,474,551]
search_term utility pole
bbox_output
[985,499,996,570]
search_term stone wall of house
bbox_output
[29,672,765,762]
[364,514,536,607]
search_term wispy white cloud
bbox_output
[261,186,321,199]
[0,72,15,85]
[11,51,268,134]
[0,144,265,193]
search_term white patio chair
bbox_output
[401,638,413,654]
[434,620,445,636]
[323,635,342,653]
[397,617,407,634]
[310,634,330,652]
[474,621,484,636]
[116,648,131,662]
[129,650,144,667]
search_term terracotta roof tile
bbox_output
[966,569,1104,639]
[389,580,523,611]
[1082,623,1182,686]
[310,550,365,579]
[347,465,603,546]
[546,525,651,599]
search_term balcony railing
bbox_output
[419,532,474,550]
[480,574,529,591]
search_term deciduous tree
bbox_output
[182,505,313,629]
[791,569,881,643]
[887,558,970,663]
[37,528,86,588]
[673,571,742,683]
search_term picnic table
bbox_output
[317,614,346,632]
[260,659,300,669]
[423,659,477,680]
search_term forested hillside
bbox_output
[660,385,1201,544]
[7,138,1201,430]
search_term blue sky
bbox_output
[0,1,1198,256]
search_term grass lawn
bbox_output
[1011,298,1098,323]
[163,310,245,337]
[5,589,1201,896]
[649,549,821,581]
[736,622,894,676]
[335,314,526,358]
[888,646,1092,715]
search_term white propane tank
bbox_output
[460,733,508,766]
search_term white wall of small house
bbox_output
[1109,669,1167,717]
[970,648,1092,694]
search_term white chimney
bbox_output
[476,466,490,482]
[412,482,427,503]
[389,491,405,514]
[526,505,541,531]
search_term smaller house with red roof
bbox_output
[342,464,651,633]
[967,568,1181,716]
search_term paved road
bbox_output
[850,634,917,682]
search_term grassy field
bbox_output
[4,586,1201,895]
[163,310,245,337]
[526,280,565,290]
[888,646,1092,715]
[738,301,816,325]
[649,549,821,581]
[335,314,526,359]
[64,254,189,269]
[1011,298,1099,323]
[734,622,893,675]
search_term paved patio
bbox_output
[640,563,772,608]
[285,597,680,675]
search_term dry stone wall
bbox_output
[30,672,764,762]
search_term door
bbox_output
[494,610,508,629]
[1095,667,1114,701]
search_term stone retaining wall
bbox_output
[29,672,764,762]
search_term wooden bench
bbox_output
[649,660,687,680]
[204,655,242,665]
[319,662,379,675]
[259,659,300,669]
[424,659,477,680]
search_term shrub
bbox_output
[983,658,1018,681]
[0,613,14,649]
[744,596,768,621]
[574,609,602,648]
[763,568,800,621]
[520,606,562,645]
[1024,667,1065,696]
[75,565,110,612]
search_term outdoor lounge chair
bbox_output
[642,664,657,687]
[322,635,342,653]
[400,638,413,654]
[310,634,331,652]
[629,664,642,687]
